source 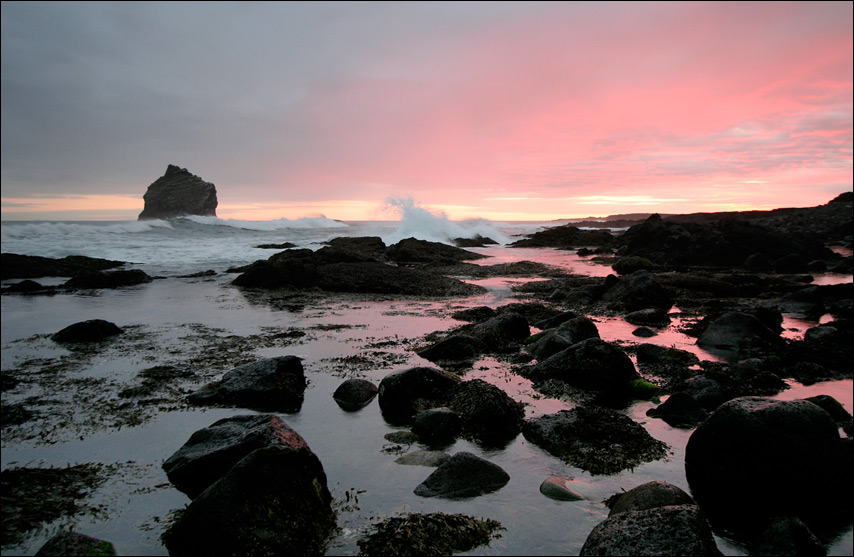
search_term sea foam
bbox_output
[381,197,511,246]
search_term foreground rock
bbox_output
[524,338,640,398]
[163,444,335,557]
[138,164,218,220]
[1,253,125,280]
[332,378,378,411]
[378,367,462,425]
[580,504,721,556]
[187,356,306,412]
[50,319,123,344]
[685,396,851,538]
[696,311,783,359]
[357,512,503,555]
[162,414,314,499]
[35,531,115,556]
[523,406,669,474]
[414,452,510,499]
[447,379,524,446]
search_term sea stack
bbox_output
[138,165,218,220]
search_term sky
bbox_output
[1,1,851,222]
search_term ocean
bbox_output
[2,213,852,556]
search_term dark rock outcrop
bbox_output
[646,392,709,428]
[524,338,640,396]
[356,512,503,555]
[63,269,153,289]
[509,224,614,248]
[413,452,510,499]
[607,481,695,515]
[417,335,485,365]
[163,444,335,557]
[138,165,218,220]
[35,531,116,557]
[378,367,462,425]
[526,316,600,360]
[523,406,669,474]
[51,319,123,344]
[696,311,783,358]
[468,312,531,353]
[447,379,525,446]
[332,378,378,411]
[412,408,462,445]
[161,414,315,499]
[579,504,722,556]
[1,253,125,280]
[685,397,851,537]
[598,270,674,311]
[187,356,306,412]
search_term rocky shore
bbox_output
[2,194,852,555]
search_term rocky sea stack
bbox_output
[138,165,218,220]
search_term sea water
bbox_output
[2,210,852,556]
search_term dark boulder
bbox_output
[751,516,826,557]
[469,313,530,353]
[646,392,709,428]
[187,356,306,412]
[611,256,655,275]
[509,224,614,248]
[607,481,695,516]
[685,397,851,537]
[412,408,462,445]
[579,505,722,556]
[534,310,579,330]
[63,269,153,289]
[35,531,116,557]
[523,406,669,474]
[385,237,487,264]
[413,452,510,499]
[599,270,673,311]
[1,253,125,280]
[447,379,524,446]
[525,338,640,396]
[162,413,314,499]
[527,316,599,360]
[138,164,218,220]
[624,308,671,326]
[451,306,496,322]
[51,319,123,344]
[332,378,378,411]
[417,335,485,364]
[378,366,462,425]
[697,311,783,358]
[163,445,335,557]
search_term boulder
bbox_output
[412,408,462,445]
[697,311,783,358]
[385,237,487,264]
[378,367,462,425]
[525,338,640,396]
[685,397,851,536]
[579,505,722,556]
[413,452,510,499]
[63,269,153,289]
[35,531,116,556]
[50,319,123,344]
[751,516,826,556]
[624,308,671,326]
[599,270,673,311]
[527,316,600,360]
[523,406,669,474]
[162,445,335,557]
[469,313,530,353]
[138,164,218,220]
[607,481,694,516]
[534,310,579,330]
[332,378,378,411]
[162,413,313,499]
[539,476,583,501]
[509,224,614,248]
[417,335,485,364]
[187,356,306,412]
[447,379,524,446]
[611,256,655,275]
[646,392,709,428]
[1,253,125,280]
[451,306,496,322]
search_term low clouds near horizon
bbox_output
[1,1,851,220]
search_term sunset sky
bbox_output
[1,1,851,222]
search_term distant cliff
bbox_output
[138,165,218,220]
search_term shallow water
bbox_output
[2,228,852,556]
